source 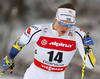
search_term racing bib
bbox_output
[34,24,76,72]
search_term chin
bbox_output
[59,33,65,36]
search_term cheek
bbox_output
[55,23,61,29]
[57,25,62,31]
[57,23,63,28]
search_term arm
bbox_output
[75,28,96,69]
[9,25,42,59]
[3,25,42,72]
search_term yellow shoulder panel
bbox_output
[13,38,24,51]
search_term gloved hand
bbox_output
[84,36,94,52]
[3,56,14,73]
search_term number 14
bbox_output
[47,51,63,63]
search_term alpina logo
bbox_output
[49,41,72,48]
[37,36,76,51]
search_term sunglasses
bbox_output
[58,21,74,27]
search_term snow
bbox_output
[0,75,22,79]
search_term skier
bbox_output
[3,3,96,79]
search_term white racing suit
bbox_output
[16,23,95,79]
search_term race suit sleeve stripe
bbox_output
[75,31,95,68]
[75,31,84,43]
[26,29,42,45]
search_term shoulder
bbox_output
[74,26,86,39]
[27,24,42,34]
[29,24,42,32]
[23,24,42,39]
[30,23,52,31]
[24,23,52,37]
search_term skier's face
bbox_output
[53,20,73,36]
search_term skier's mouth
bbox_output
[61,31,66,34]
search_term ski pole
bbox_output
[0,67,13,76]
[81,51,86,79]
[81,32,89,79]
[0,67,10,76]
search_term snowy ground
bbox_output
[0,75,22,79]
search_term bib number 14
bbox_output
[47,51,63,63]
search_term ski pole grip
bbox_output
[86,32,89,38]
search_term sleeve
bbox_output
[18,25,42,45]
[8,25,42,59]
[75,28,96,69]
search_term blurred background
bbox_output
[0,0,100,79]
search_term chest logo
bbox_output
[44,28,48,33]
[41,39,48,45]
[37,36,76,51]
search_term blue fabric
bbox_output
[3,59,8,71]
[84,37,94,46]
[8,47,20,60]
[58,21,74,27]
